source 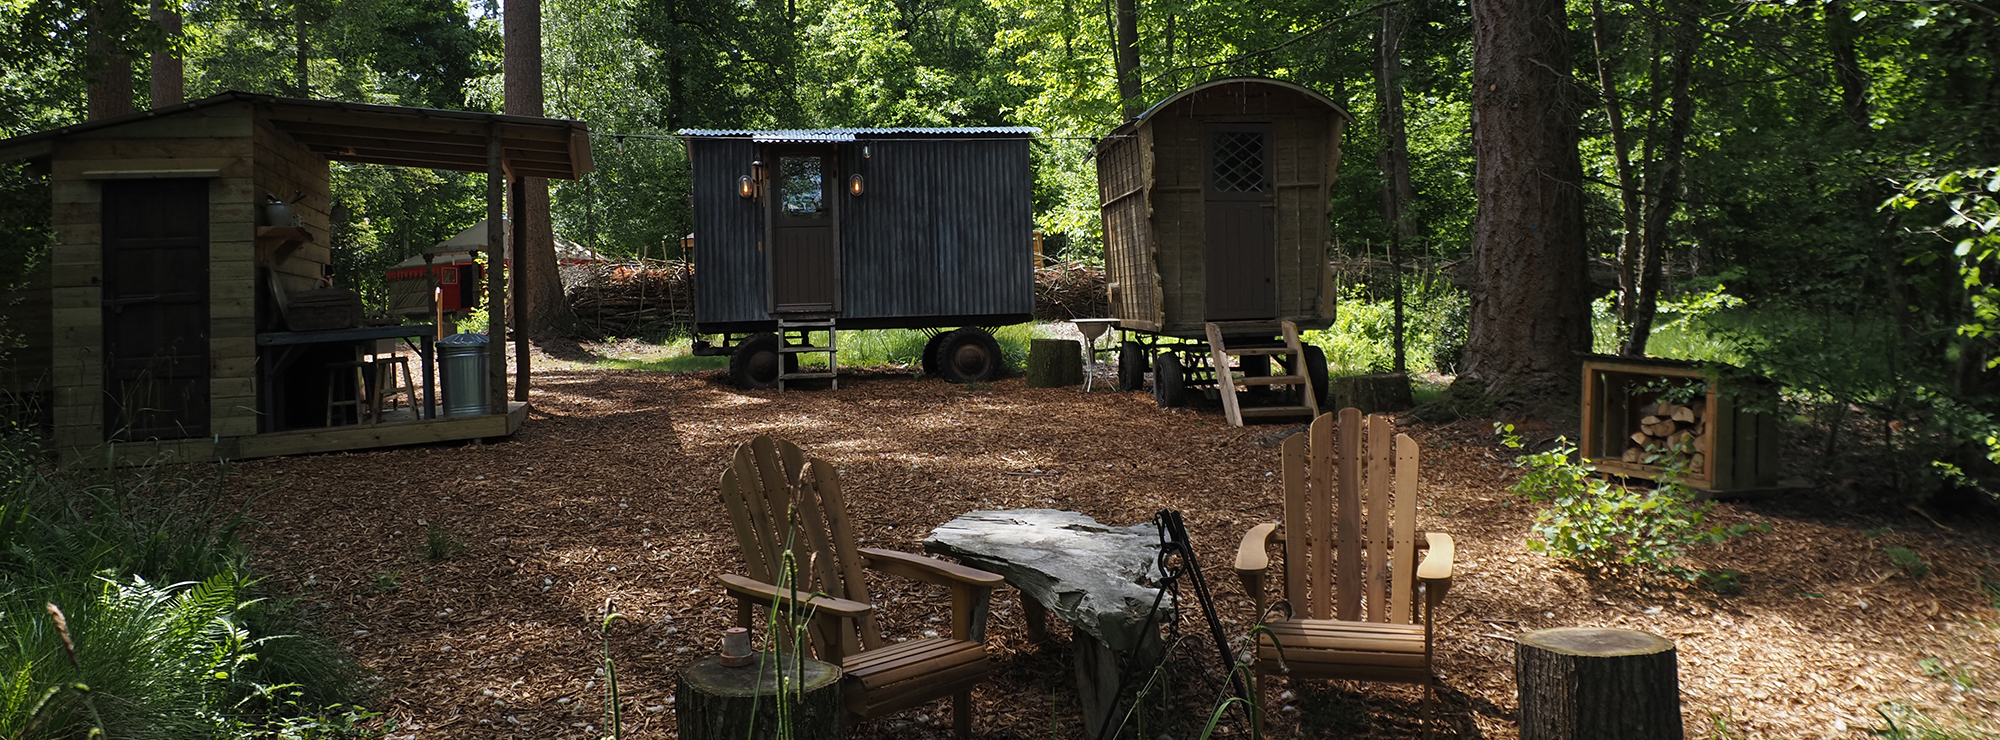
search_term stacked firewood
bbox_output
[1623,400,1707,473]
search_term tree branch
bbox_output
[1141,0,1412,88]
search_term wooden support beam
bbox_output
[485,125,508,414]
[511,176,530,402]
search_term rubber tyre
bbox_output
[730,332,782,390]
[1303,344,1330,410]
[1118,340,1148,391]
[921,330,952,378]
[1153,351,1187,408]
[935,328,1004,383]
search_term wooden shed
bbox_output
[0,92,592,463]
[679,128,1037,389]
[1094,78,1349,423]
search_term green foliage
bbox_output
[1304,280,1469,375]
[0,428,373,738]
[1887,546,1930,580]
[1496,424,1765,578]
[1870,703,1998,740]
[422,524,464,561]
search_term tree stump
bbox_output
[678,654,844,740]
[1026,338,1085,387]
[1334,372,1414,413]
[1516,628,1682,740]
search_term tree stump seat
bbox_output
[678,653,844,740]
[1515,627,1682,740]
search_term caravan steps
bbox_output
[777,315,839,390]
[1205,320,1320,427]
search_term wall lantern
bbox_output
[737,175,755,199]
[848,174,865,197]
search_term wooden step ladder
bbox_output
[1205,320,1319,427]
[777,315,838,391]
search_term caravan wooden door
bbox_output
[1202,124,1277,321]
[768,146,839,313]
[101,178,209,441]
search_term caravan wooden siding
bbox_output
[683,130,1035,332]
[1097,78,1347,339]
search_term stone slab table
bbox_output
[924,508,1172,735]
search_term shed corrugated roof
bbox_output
[678,127,1038,141]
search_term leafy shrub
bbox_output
[0,427,374,738]
[1304,280,1469,375]
[1497,424,1766,578]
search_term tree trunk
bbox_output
[1620,0,1700,356]
[86,0,134,121]
[1114,0,1141,120]
[677,655,844,740]
[1516,628,1682,740]
[1377,2,1417,375]
[506,0,571,348]
[1459,0,1589,410]
[1825,0,1871,135]
[1590,0,1641,345]
[149,0,183,107]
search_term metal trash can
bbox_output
[438,332,490,417]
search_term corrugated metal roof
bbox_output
[678,127,1039,140]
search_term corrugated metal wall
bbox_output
[841,137,1033,320]
[690,139,767,325]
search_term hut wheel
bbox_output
[730,332,782,390]
[935,328,1004,383]
[921,329,952,378]
[1302,344,1329,408]
[1118,340,1148,391]
[1153,351,1187,408]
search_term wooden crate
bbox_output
[1579,355,1780,493]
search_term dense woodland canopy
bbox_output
[3,0,1999,500]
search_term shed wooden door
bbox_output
[769,147,839,312]
[101,179,209,441]
[1202,124,1277,321]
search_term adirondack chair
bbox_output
[1233,408,1456,734]
[716,435,1005,739]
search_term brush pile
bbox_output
[1034,260,1108,321]
[564,260,694,338]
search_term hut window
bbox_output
[1212,131,1269,193]
[780,156,824,214]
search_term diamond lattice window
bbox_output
[1212,132,1268,193]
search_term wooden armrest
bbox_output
[858,548,1006,588]
[718,573,874,619]
[1416,531,1453,582]
[1234,522,1281,574]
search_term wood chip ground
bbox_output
[225,347,2000,739]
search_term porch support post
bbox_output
[485,124,509,414]
[510,174,530,402]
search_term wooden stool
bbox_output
[1516,627,1681,740]
[324,360,370,426]
[678,653,842,740]
[370,355,416,420]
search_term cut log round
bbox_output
[1026,338,1085,388]
[678,654,844,740]
[1640,415,1662,427]
[1671,406,1696,423]
[1516,627,1681,740]
[1629,432,1649,446]
[1621,448,1642,463]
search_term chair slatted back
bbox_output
[718,435,885,657]
[1280,409,1423,624]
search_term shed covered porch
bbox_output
[0,92,591,463]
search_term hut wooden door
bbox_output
[768,146,839,313]
[101,178,209,441]
[1202,124,1277,321]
